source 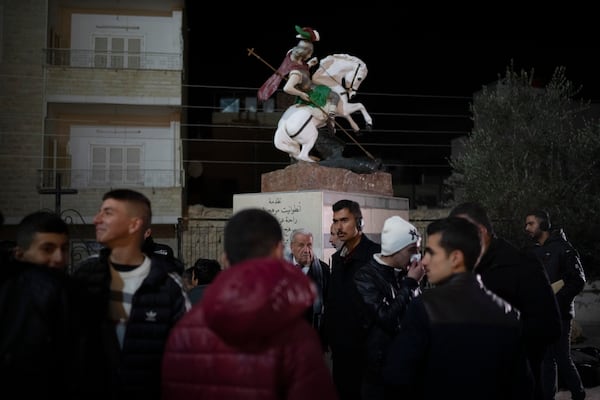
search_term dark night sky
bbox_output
[181,8,600,206]
[183,10,600,102]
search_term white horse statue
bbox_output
[273,54,372,162]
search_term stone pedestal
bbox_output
[261,162,393,197]
[233,190,408,263]
[234,162,403,262]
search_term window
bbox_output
[90,145,142,185]
[220,98,240,113]
[93,36,141,69]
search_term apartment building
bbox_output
[0,0,185,253]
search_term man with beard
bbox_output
[449,202,561,400]
[525,209,586,400]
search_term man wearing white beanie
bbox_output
[354,215,425,399]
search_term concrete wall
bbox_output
[45,68,182,102]
[0,0,47,218]
[233,190,409,264]
[70,12,182,57]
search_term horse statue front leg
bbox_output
[341,102,373,132]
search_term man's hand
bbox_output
[407,256,426,282]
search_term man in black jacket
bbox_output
[325,199,381,400]
[0,211,72,398]
[450,202,561,400]
[354,215,425,399]
[70,189,189,400]
[525,209,586,400]
[288,228,330,347]
[383,217,532,400]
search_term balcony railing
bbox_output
[38,168,184,189]
[44,48,182,71]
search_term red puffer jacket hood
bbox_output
[201,257,316,347]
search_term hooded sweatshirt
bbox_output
[161,257,339,400]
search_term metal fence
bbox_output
[54,213,227,271]
[61,215,440,271]
[177,217,228,268]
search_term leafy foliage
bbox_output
[446,62,600,278]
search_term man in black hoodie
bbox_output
[525,209,586,400]
[383,217,531,400]
[449,202,561,400]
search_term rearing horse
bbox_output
[274,54,372,162]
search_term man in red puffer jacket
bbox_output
[161,208,338,400]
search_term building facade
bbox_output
[0,0,185,253]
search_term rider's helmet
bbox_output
[295,25,320,42]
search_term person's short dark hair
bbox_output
[332,199,363,230]
[427,217,482,271]
[448,202,494,236]
[102,189,152,230]
[182,267,194,282]
[224,208,283,265]
[527,209,552,231]
[192,258,221,285]
[16,211,68,250]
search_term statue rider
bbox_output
[258,26,339,134]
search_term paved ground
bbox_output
[556,323,600,399]
[557,386,599,399]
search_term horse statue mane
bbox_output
[316,54,369,78]
[273,53,377,172]
[312,54,368,100]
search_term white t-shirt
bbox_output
[109,255,151,348]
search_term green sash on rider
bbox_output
[296,85,331,108]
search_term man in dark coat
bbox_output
[288,228,330,348]
[354,215,425,399]
[0,211,72,398]
[70,189,189,400]
[525,209,586,400]
[325,199,381,400]
[450,202,561,400]
[382,217,532,400]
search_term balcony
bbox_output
[43,49,183,105]
[38,168,184,190]
[44,48,182,71]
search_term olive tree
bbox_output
[446,63,600,278]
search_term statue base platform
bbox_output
[261,162,393,197]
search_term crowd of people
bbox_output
[0,28,591,392]
[1,22,591,400]
[0,190,589,399]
